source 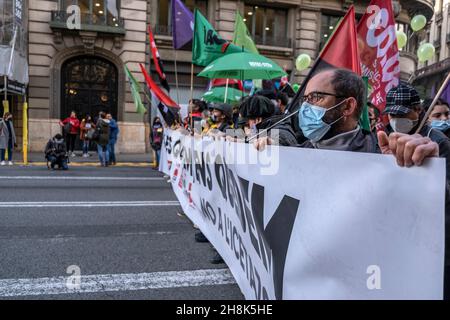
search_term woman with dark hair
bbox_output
[96,111,110,167]
[80,114,95,157]
[151,117,164,168]
[60,111,80,157]
[0,112,16,166]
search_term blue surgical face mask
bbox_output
[298,100,346,142]
[431,119,450,132]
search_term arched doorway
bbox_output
[61,56,118,121]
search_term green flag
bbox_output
[233,12,258,54]
[192,9,244,66]
[124,65,146,115]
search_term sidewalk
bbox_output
[11,152,155,167]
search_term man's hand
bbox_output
[377,131,439,167]
[253,136,273,151]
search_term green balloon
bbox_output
[295,54,311,71]
[417,42,435,62]
[411,15,427,32]
[292,83,300,93]
[396,31,407,49]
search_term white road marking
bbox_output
[0,269,236,297]
[0,201,180,208]
[0,176,163,181]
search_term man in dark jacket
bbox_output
[45,134,68,170]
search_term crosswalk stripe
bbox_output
[0,269,236,297]
[0,176,163,181]
[0,201,180,208]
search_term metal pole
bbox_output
[174,50,180,105]
[247,109,299,142]
[190,63,194,129]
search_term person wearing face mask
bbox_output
[151,117,164,168]
[0,112,16,166]
[383,84,450,170]
[424,99,450,139]
[208,103,234,133]
[256,69,441,160]
[239,95,296,146]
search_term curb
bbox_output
[10,162,154,168]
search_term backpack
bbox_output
[63,122,72,134]
[152,127,163,145]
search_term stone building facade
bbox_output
[27,0,148,153]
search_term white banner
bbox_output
[160,129,446,300]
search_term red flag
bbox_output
[212,78,244,91]
[139,63,179,108]
[148,25,171,93]
[357,0,400,120]
[288,6,361,112]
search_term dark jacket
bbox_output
[45,137,67,160]
[256,115,298,147]
[151,123,164,150]
[300,127,380,153]
[419,126,450,267]
[96,119,110,147]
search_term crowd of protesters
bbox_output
[157,69,450,299]
[49,111,119,169]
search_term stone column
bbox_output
[293,6,321,84]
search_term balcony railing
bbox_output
[253,35,292,48]
[49,11,125,35]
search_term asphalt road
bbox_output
[0,165,244,300]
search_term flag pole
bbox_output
[416,72,450,133]
[224,79,229,103]
[174,50,180,105]
[190,63,194,130]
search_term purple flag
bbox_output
[171,0,194,49]
[440,81,450,105]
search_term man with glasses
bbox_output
[255,68,439,166]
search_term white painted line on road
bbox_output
[0,176,164,181]
[0,269,236,297]
[0,201,180,208]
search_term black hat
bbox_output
[239,95,275,119]
[213,103,233,119]
[384,83,421,115]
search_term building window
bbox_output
[58,0,120,24]
[319,14,341,51]
[243,4,290,47]
[156,0,207,36]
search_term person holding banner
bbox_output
[383,84,450,172]
[207,103,234,134]
[255,69,440,165]
[238,95,297,146]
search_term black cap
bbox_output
[213,103,233,119]
[239,95,275,119]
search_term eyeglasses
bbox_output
[301,91,347,104]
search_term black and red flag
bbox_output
[148,25,171,93]
[288,6,361,112]
[140,63,180,126]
